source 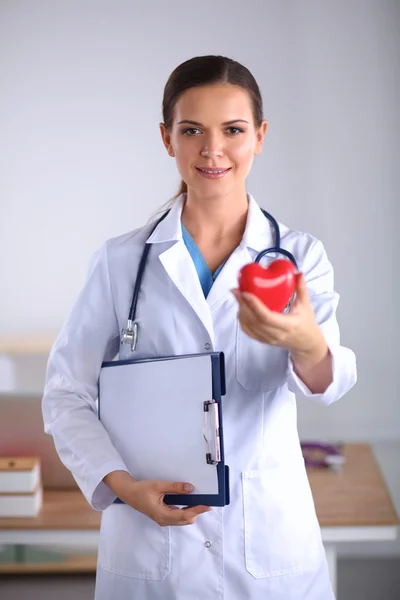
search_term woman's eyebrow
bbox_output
[177,119,249,126]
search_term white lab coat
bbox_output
[42,194,356,600]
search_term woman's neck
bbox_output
[181,188,249,244]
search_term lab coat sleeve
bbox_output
[287,238,357,405]
[42,242,130,511]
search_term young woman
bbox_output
[42,55,356,600]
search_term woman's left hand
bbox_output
[232,272,327,358]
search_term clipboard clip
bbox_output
[203,400,221,465]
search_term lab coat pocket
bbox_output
[98,504,171,580]
[236,323,289,391]
[242,464,321,578]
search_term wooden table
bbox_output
[307,444,399,592]
[0,444,398,593]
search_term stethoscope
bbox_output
[121,208,298,352]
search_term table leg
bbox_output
[324,543,337,597]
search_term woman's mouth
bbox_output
[195,167,231,179]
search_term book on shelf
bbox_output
[0,486,43,517]
[0,457,42,517]
[0,457,41,493]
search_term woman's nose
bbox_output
[200,132,224,159]
[200,146,224,158]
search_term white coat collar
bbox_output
[145,193,278,328]
[145,193,275,252]
[241,194,275,253]
[145,195,185,245]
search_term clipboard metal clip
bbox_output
[203,400,221,465]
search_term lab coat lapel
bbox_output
[159,242,214,341]
[145,193,275,334]
[206,195,276,311]
[205,245,251,312]
[146,196,214,342]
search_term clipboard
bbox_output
[98,352,230,507]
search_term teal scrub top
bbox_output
[181,223,225,298]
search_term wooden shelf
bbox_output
[0,554,97,574]
[0,489,101,530]
[307,444,399,527]
[0,444,398,575]
[0,445,398,532]
[0,336,56,356]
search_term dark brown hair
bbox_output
[162,55,264,197]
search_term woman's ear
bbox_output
[254,120,268,156]
[159,123,175,157]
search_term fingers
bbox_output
[293,272,307,300]
[151,481,212,527]
[239,296,273,330]
[233,289,289,328]
[128,481,212,528]
[156,504,211,527]
[184,504,212,516]
[155,481,194,495]
[233,291,290,341]
[293,272,307,302]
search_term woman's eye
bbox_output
[182,128,201,136]
[226,127,244,135]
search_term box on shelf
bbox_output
[0,356,16,392]
[0,457,41,493]
[0,486,43,518]
[0,457,42,517]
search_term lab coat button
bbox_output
[204,343,211,350]
[204,541,212,548]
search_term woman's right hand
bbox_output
[103,470,211,527]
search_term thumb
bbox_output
[158,481,194,495]
[293,272,309,305]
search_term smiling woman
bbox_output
[160,55,266,201]
[42,54,356,600]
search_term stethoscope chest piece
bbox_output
[121,320,138,352]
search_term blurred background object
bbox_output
[0,457,42,517]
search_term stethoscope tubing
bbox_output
[122,207,297,350]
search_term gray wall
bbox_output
[1,1,399,596]
[1,2,399,450]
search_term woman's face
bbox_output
[160,83,267,198]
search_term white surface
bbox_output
[1,526,395,548]
[325,545,337,597]
[0,355,48,395]
[0,356,16,392]
[321,526,398,544]
[99,354,219,494]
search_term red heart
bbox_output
[238,259,297,312]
